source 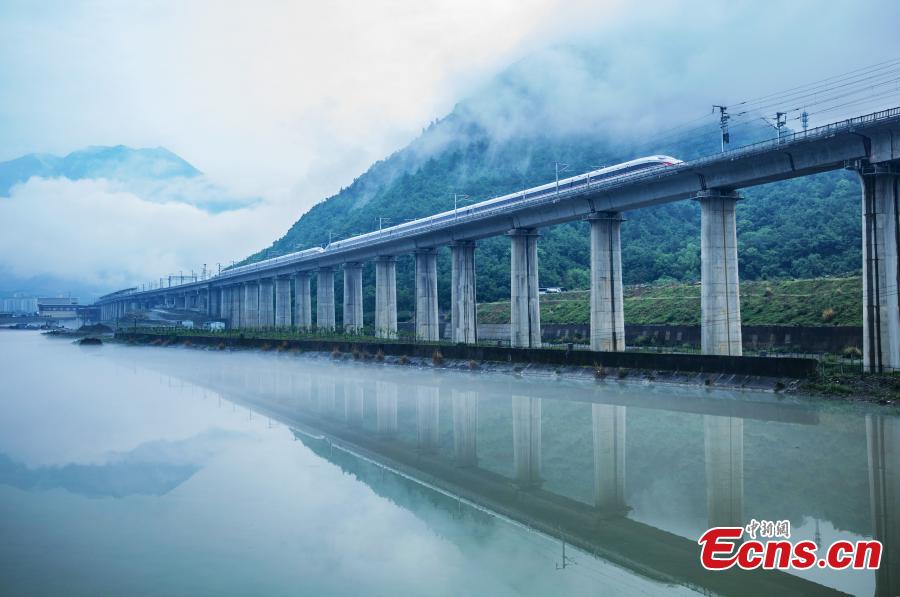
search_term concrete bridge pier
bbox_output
[231,285,242,329]
[509,228,541,348]
[343,263,364,333]
[698,190,742,356]
[512,396,542,488]
[208,287,219,318]
[592,404,626,512]
[316,267,335,331]
[175,295,186,310]
[704,415,743,529]
[294,272,312,329]
[274,276,291,328]
[859,162,900,373]
[450,241,477,344]
[415,249,439,341]
[416,386,440,452]
[867,414,899,596]
[375,256,397,338]
[589,212,625,352]
[220,286,232,326]
[258,278,275,329]
[375,380,398,436]
[452,390,478,466]
[231,287,241,325]
[242,282,259,329]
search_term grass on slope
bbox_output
[477,276,862,326]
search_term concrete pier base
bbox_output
[512,396,542,488]
[704,415,743,529]
[375,256,397,338]
[509,228,541,348]
[258,278,274,329]
[242,282,259,330]
[592,404,626,511]
[294,272,312,329]
[452,390,477,466]
[450,241,477,344]
[589,212,625,352]
[274,276,291,328]
[859,163,900,373]
[317,268,335,331]
[698,190,742,356]
[343,263,363,333]
[416,386,440,453]
[414,249,439,341]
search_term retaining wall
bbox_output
[117,331,818,378]
[399,322,861,353]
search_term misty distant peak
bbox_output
[0,145,201,196]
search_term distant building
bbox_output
[0,297,39,314]
[38,297,79,319]
[74,305,100,323]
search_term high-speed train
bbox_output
[325,155,682,253]
[216,155,681,276]
[215,247,326,279]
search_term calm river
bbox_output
[0,331,896,596]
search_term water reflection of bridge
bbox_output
[164,357,895,596]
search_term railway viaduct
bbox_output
[97,107,900,373]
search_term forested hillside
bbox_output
[244,47,862,319]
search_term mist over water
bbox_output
[0,331,894,596]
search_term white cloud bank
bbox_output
[0,177,298,290]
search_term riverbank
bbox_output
[117,330,900,405]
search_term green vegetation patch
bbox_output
[477,277,862,326]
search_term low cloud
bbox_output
[458,0,900,146]
[0,177,298,290]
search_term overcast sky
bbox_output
[1,0,899,293]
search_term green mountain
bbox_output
[247,47,861,320]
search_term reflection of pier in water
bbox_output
[151,357,899,596]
